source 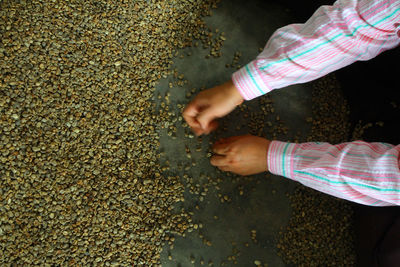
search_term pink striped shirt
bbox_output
[232,0,400,206]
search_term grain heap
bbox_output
[277,75,356,266]
[0,0,219,265]
[278,186,355,266]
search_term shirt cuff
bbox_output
[267,141,298,178]
[232,61,272,100]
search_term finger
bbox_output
[192,127,205,136]
[223,135,243,143]
[182,102,201,129]
[217,166,231,172]
[215,137,229,145]
[212,142,230,155]
[196,108,216,132]
[210,155,229,166]
[186,121,204,136]
[183,109,206,136]
[214,135,242,147]
[204,120,218,134]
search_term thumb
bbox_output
[196,108,216,131]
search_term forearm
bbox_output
[268,140,400,206]
[233,0,400,100]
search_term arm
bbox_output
[268,140,400,206]
[233,0,400,100]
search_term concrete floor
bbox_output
[155,0,326,266]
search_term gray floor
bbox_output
[155,1,314,266]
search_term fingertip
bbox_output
[193,127,205,136]
[202,120,218,135]
[210,155,219,166]
[210,154,229,167]
[218,166,230,172]
[198,120,208,132]
[213,142,230,155]
[183,103,199,117]
[210,158,216,166]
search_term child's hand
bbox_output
[183,80,244,136]
[210,135,271,176]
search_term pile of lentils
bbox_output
[0,0,220,265]
[277,75,356,266]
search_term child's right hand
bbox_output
[183,80,244,136]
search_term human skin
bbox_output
[211,135,270,176]
[183,80,271,176]
[183,80,244,135]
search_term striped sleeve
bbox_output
[267,140,400,206]
[233,0,400,100]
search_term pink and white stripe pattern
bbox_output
[232,0,400,100]
[268,141,400,206]
[232,0,400,206]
